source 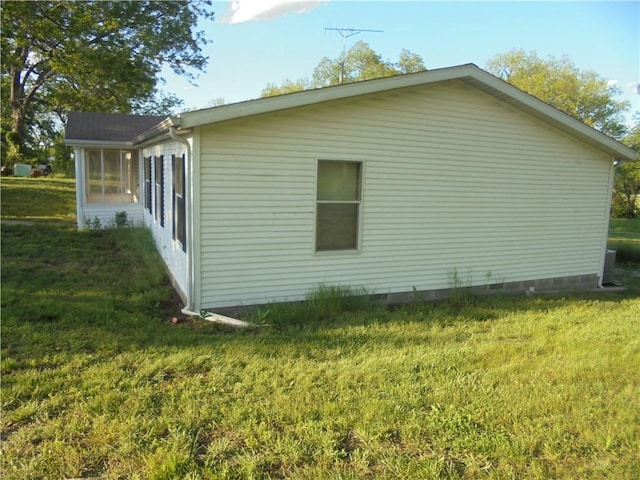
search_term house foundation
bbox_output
[210,273,602,317]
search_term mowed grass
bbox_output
[1,176,77,223]
[1,177,639,479]
[609,217,640,265]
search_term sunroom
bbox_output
[65,112,165,228]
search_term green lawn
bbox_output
[1,177,639,479]
[609,217,640,264]
[1,176,77,223]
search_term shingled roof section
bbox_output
[65,111,166,143]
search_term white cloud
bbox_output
[221,0,328,24]
[607,79,619,88]
[626,81,640,95]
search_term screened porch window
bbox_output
[85,149,139,204]
[316,160,362,252]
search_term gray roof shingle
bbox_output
[65,111,166,143]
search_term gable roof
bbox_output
[155,63,635,162]
[66,64,636,162]
[65,111,166,144]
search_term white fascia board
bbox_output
[131,117,175,145]
[64,139,132,148]
[134,132,174,149]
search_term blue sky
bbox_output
[163,1,639,121]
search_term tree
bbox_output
[1,1,214,162]
[261,79,311,98]
[612,119,640,218]
[397,49,426,74]
[262,41,425,97]
[133,90,185,117]
[613,161,640,218]
[312,40,398,87]
[486,49,630,139]
[204,97,228,108]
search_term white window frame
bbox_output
[84,148,139,204]
[314,158,364,254]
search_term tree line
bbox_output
[260,41,426,97]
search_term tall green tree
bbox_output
[612,119,640,218]
[613,160,640,218]
[1,1,214,162]
[486,49,630,139]
[261,79,311,98]
[262,41,425,97]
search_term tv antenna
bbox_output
[325,27,383,84]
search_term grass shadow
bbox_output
[1,223,240,363]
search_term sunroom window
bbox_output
[316,160,362,252]
[85,149,139,204]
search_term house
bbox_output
[65,64,637,312]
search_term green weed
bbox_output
[448,267,476,309]
[247,284,376,328]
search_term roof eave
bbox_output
[132,117,175,145]
[174,63,637,162]
[64,139,134,148]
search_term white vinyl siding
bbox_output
[197,80,612,309]
[141,141,191,303]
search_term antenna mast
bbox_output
[325,27,383,84]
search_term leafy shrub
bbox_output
[86,216,103,230]
[612,161,640,218]
[115,211,128,228]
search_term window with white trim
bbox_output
[316,160,362,252]
[85,149,138,204]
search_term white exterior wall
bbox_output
[73,146,145,229]
[142,139,191,302]
[197,81,613,309]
